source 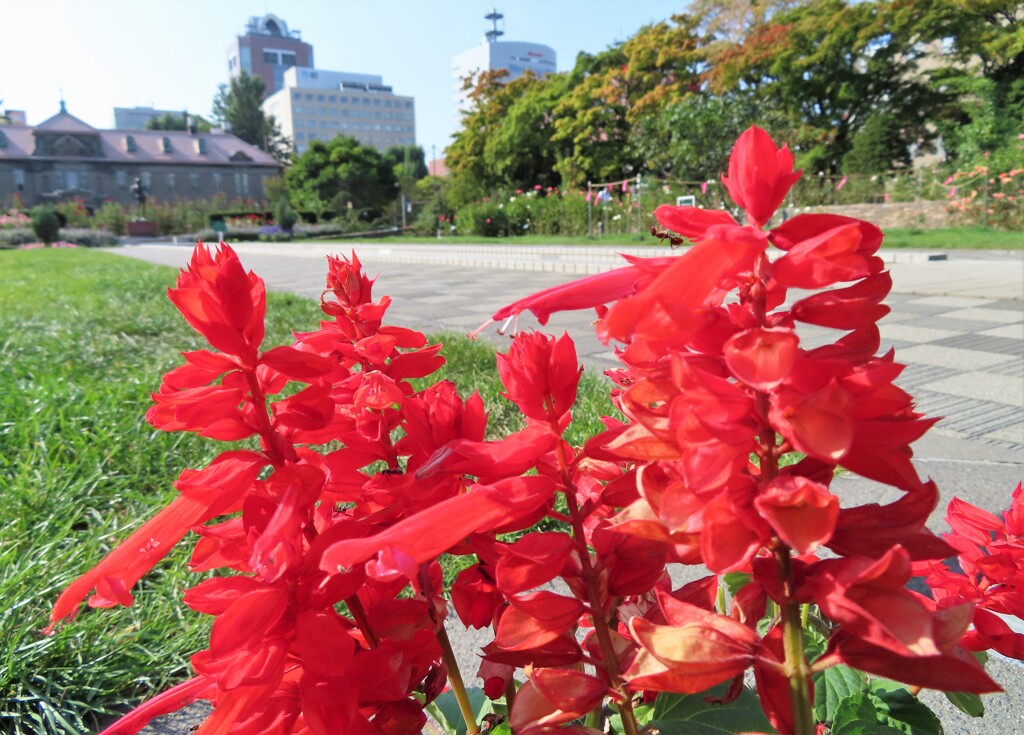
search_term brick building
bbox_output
[0,105,280,209]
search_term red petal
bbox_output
[724,327,798,391]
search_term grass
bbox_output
[0,248,616,733]
[320,225,1023,250]
[880,226,1023,249]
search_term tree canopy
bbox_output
[285,136,398,217]
[212,73,290,163]
[443,0,1024,202]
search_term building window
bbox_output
[339,96,348,104]
[56,171,66,190]
[0,131,6,148]
[341,109,349,117]
[405,102,413,109]
[141,171,151,188]
[241,173,250,195]
[165,173,175,193]
[362,98,371,106]
[212,172,222,192]
[14,169,25,191]
[384,112,392,120]
[197,138,208,154]
[384,100,392,108]
[162,137,173,153]
[329,120,337,129]
[296,132,306,140]
[292,92,301,101]
[373,98,381,107]
[318,107,326,115]
[189,173,200,192]
[341,123,349,130]
[328,95,336,103]
[41,174,50,191]
[329,108,337,116]
[317,94,325,101]
[295,119,304,127]
[319,120,327,129]
[264,51,279,64]
[116,170,126,189]
[79,172,90,190]
[375,112,381,120]
[234,173,241,194]
[125,135,137,152]
[281,53,296,66]
[305,93,313,101]
[294,106,302,114]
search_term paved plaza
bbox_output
[112,239,1023,735]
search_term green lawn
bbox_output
[321,226,1023,249]
[0,248,614,734]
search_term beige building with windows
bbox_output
[0,106,279,209]
[262,67,416,154]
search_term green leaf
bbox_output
[944,690,984,717]
[722,572,752,597]
[831,692,905,735]
[869,687,942,735]
[813,664,868,722]
[649,684,775,734]
[425,688,489,735]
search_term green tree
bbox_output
[703,0,951,172]
[285,136,398,218]
[212,73,291,163]
[551,15,705,188]
[31,206,61,245]
[145,112,212,133]
[842,112,912,174]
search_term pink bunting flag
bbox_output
[621,180,628,192]
[836,176,848,191]
[700,181,709,195]
[585,191,592,203]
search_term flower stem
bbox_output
[436,623,480,735]
[776,549,815,735]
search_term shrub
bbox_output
[31,206,61,245]
[273,199,298,234]
[94,201,128,236]
[62,228,119,248]
[456,201,508,237]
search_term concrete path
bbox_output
[109,240,1023,734]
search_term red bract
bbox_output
[720,126,802,228]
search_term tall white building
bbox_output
[262,67,416,154]
[452,8,556,118]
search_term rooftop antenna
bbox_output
[59,89,66,113]
[485,6,504,43]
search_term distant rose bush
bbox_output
[48,127,1023,735]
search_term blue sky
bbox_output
[3,0,684,158]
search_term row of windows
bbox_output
[293,107,414,121]
[3,168,260,197]
[294,122,414,137]
[294,118,415,131]
[124,135,208,155]
[290,91,413,109]
[263,51,297,66]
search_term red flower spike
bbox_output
[167,242,266,362]
[720,126,802,228]
[497,332,581,427]
[452,565,502,629]
[510,669,607,731]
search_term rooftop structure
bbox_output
[227,13,314,99]
[452,7,556,118]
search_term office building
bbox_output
[227,14,314,98]
[262,66,416,154]
[452,8,556,116]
